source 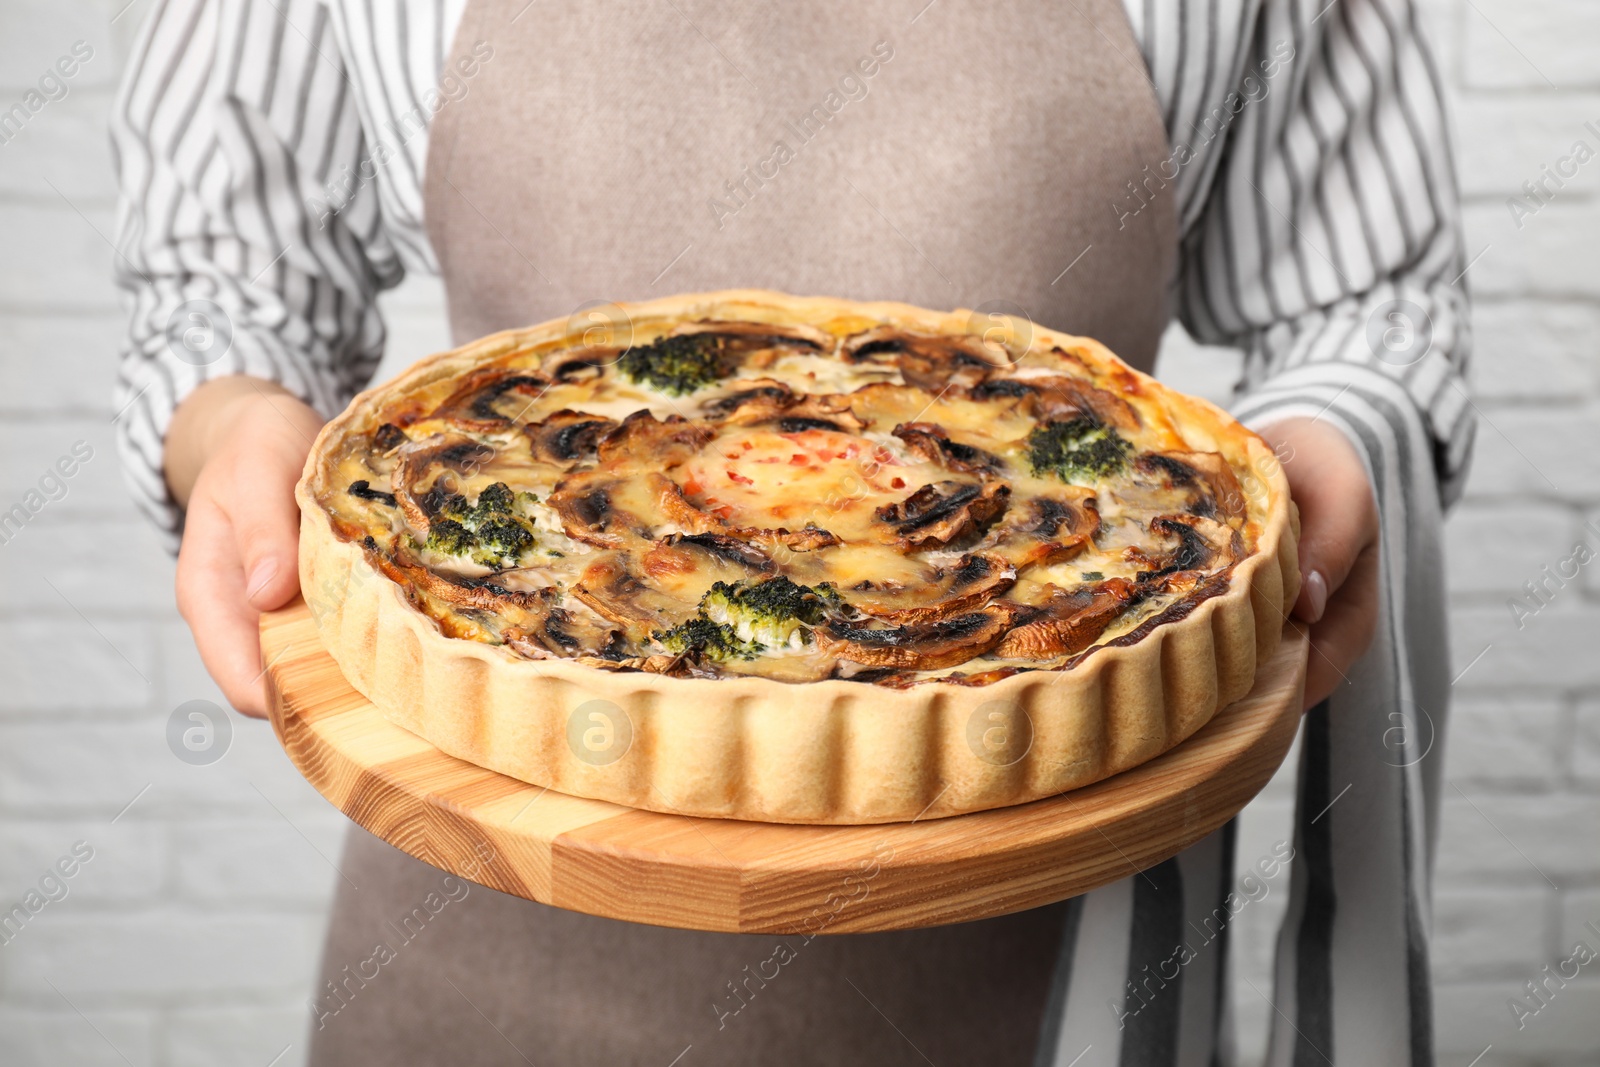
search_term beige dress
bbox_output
[308,1,1176,1062]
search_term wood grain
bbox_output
[263,598,1307,933]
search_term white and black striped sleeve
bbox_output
[1167,0,1474,507]
[110,0,405,544]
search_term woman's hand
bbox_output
[1255,417,1380,711]
[167,378,324,718]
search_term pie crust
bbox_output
[296,290,1298,824]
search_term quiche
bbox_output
[296,291,1298,823]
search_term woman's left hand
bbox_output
[1254,417,1381,711]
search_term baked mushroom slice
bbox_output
[891,422,1004,475]
[428,368,551,431]
[973,374,1139,433]
[776,394,869,434]
[525,410,618,470]
[816,603,1019,671]
[545,470,660,549]
[374,545,559,616]
[699,379,797,424]
[698,380,868,434]
[939,667,1025,687]
[653,474,842,551]
[541,350,617,386]
[773,525,844,551]
[571,553,700,642]
[830,661,917,686]
[670,319,833,352]
[655,532,775,572]
[389,433,498,537]
[839,664,1025,689]
[872,480,1011,548]
[842,325,998,392]
[371,422,409,452]
[1136,515,1242,582]
[851,382,1040,451]
[595,409,716,467]
[506,600,625,660]
[638,536,779,610]
[842,552,1016,624]
[983,489,1100,567]
[993,580,1137,660]
[548,413,757,547]
[346,479,397,507]
[651,474,731,537]
[1133,451,1249,523]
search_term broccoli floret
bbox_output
[425,518,476,556]
[472,481,516,515]
[654,616,761,661]
[700,576,839,651]
[653,577,841,660]
[457,481,513,527]
[472,516,536,568]
[428,489,471,522]
[1026,417,1133,483]
[425,482,538,567]
[616,333,731,395]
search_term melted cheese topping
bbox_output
[678,429,939,541]
[313,321,1259,686]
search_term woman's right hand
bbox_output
[167,378,325,717]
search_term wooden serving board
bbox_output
[263,598,1306,933]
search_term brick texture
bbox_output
[0,4,1594,1066]
[1418,22,1600,1040]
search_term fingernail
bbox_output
[1302,569,1328,623]
[246,558,278,600]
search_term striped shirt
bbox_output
[110,0,1471,543]
[111,4,1468,1064]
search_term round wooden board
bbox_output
[263,598,1306,934]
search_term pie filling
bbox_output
[313,320,1260,687]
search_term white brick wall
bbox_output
[0,3,1593,1065]
[1318,2,1599,1061]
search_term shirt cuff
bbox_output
[1231,362,1467,512]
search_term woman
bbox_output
[113,0,1468,1062]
